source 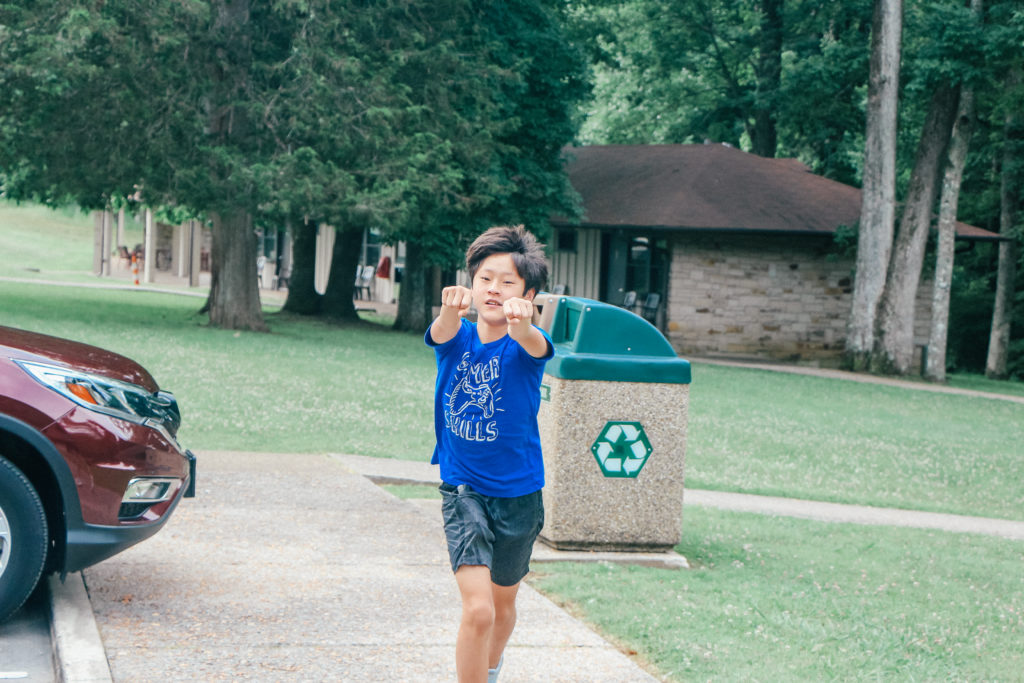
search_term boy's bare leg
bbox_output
[489,581,521,669]
[455,565,495,682]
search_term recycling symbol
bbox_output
[590,421,653,478]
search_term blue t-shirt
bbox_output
[426,318,554,497]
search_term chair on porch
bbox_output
[116,245,133,269]
[622,290,637,310]
[354,264,373,300]
[640,292,660,323]
[257,256,278,289]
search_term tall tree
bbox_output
[871,83,960,374]
[389,0,589,331]
[752,0,783,157]
[986,67,1022,378]
[202,0,265,331]
[872,0,995,375]
[281,220,321,316]
[925,0,983,382]
[394,237,436,334]
[845,0,903,371]
[321,226,364,320]
[926,89,975,382]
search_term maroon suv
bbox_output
[0,325,195,621]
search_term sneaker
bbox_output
[487,654,504,683]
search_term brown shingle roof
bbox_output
[557,144,999,240]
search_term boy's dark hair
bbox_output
[466,225,548,295]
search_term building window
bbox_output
[626,236,670,299]
[556,229,578,253]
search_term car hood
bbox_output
[0,325,160,392]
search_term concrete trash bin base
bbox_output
[538,376,689,552]
[533,294,692,553]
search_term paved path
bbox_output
[81,451,660,682]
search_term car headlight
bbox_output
[15,360,181,438]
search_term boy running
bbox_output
[426,225,553,682]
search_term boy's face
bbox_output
[471,253,535,327]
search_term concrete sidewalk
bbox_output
[79,451,661,682]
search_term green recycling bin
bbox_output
[535,295,691,552]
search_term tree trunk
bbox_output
[986,70,1022,378]
[845,0,902,371]
[925,89,974,382]
[322,226,362,320]
[393,239,434,333]
[202,0,263,331]
[752,0,782,158]
[926,0,982,383]
[282,219,322,315]
[206,210,267,331]
[871,83,960,375]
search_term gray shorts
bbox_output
[439,483,545,587]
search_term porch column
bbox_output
[188,220,202,287]
[144,210,156,284]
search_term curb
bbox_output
[48,573,112,683]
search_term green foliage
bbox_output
[0,0,209,208]
[0,0,588,270]
[902,1,989,91]
[568,0,875,180]
[385,0,591,268]
[776,6,871,184]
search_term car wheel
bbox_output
[0,456,49,623]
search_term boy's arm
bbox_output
[504,297,550,358]
[429,285,472,345]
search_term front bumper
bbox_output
[185,449,197,498]
[63,449,197,573]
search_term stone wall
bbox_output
[665,233,933,368]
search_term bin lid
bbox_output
[541,296,691,384]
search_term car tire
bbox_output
[0,455,49,623]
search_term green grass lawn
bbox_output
[688,364,1024,519]
[0,282,433,459]
[2,279,1022,522]
[7,276,1021,520]
[532,507,1024,682]
[0,200,144,279]
[947,372,1024,398]
[3,202,1023,681]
